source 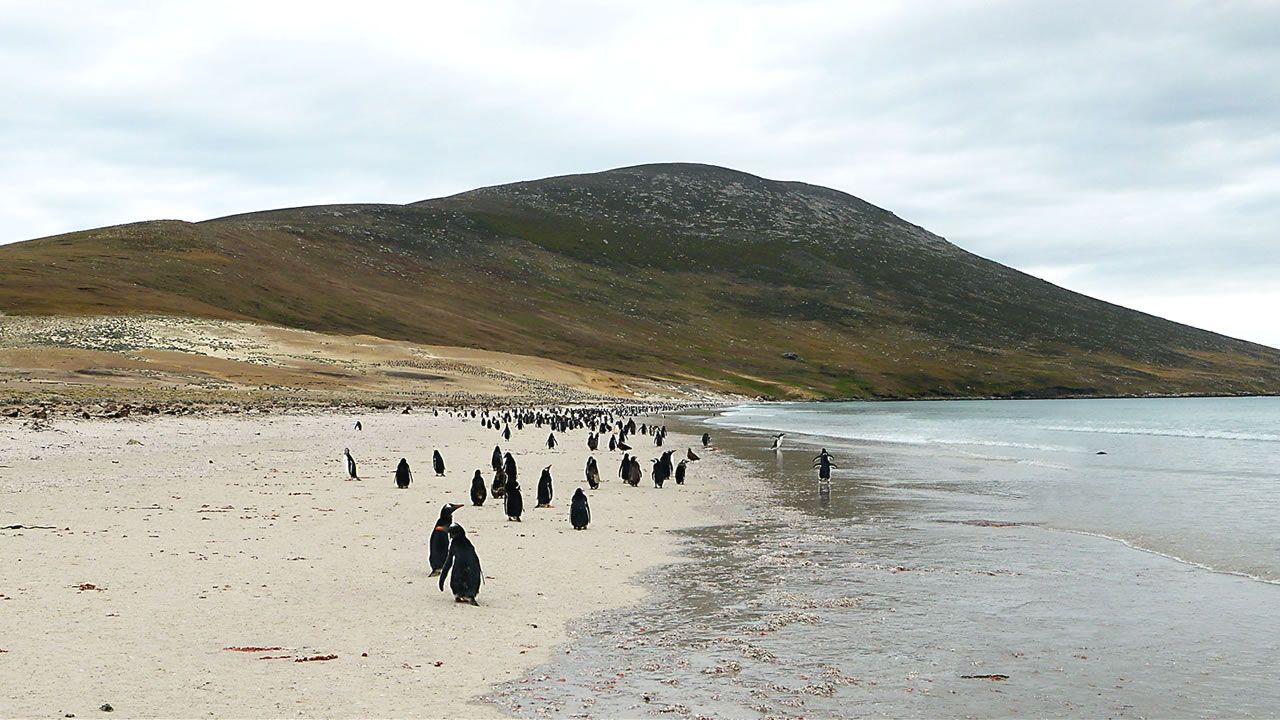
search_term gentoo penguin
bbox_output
[394,458,413,489]
[402,405,411,414]
[654,432,663,447]
[433,450,446,476]
[546,433,557,450]
[570,488,590,530]
[608,435,618,452]
[618,453,630,482]
[428,503,464,576]
[651,458,664,488]
[491,445,503,472]
[627,456,643,487]
[587,433,599,451]
[504,474,523,521]
[585,456,600,490]
[503,424,511,441]
[354,421,362,431]
[701,432,711,448]
[675,459,687,485]
[659,450,675,483]
[770,433,786,452]
[813,449,837,481]
[343,448,358,481]
[439,524,482,605]
[491,466,507,499]
[536,465,554,507]
[470,469,487,506]
[503,452,518,483]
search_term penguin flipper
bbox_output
[438,551,453,592]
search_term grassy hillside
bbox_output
[2,163,1278,399]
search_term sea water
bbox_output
[494,397,1280,718]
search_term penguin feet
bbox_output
[428,570,441,577]
[468,598,479,606]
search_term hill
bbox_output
[2,162,1278,399]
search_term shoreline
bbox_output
[0,408,739,718]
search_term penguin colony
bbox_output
[341,405,710,606]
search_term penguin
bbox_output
[587,433,599,452]
[627,457,643,487]
[659,450,675,484]
[491,466,507,500]
[608,434,617,452]
[701,432,711,448]
[585,456,600,490]
[394,458,413,489]
[439,524,482,605]
[675,459,687,485]
[770,433,786,452]
[536,465,554,507]
[428,503,464,576]
[546,433,557,450]
[433,450,446,477]
[470,469,487,506]
[402,405,411,414]
[618,453,630,482]
[651,458,664,488]
[354,420,362,431]
[687,448,701,461]
[570,488,590,530]
[504,475,523,522]
[491,445,503,472]
[343,448,358,481]
[503,452,518,483]
[813,449,837,482]
[655,432,664,447]
[503,424,512,441]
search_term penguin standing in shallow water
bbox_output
[433,450,446,477]
[536,465,554,507]
[470,470,487,506]
[343,448,358,481]
[570,488,590,530]
[394,458,413,489]
[439,524,482,605]
[428,503,464,576]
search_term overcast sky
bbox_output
[3,0,1277,347]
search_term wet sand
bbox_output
[0,410,732,718]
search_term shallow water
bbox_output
[495,398,1280,718]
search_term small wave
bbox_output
[1037,425,1280,442]
[1045,527,1280,587]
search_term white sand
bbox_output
[0,410,729,718]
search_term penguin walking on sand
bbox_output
[652,458,665,488]
[503,452,518,484]
[470,470,487,506]
[546,433,557,450]
[570,488,590,530]
[433,450,446,477]
[702,432,711,448]
[608,434,617,452]
[491,445,503,472]
[439,524,482,605]
[587,433,599,452]
[585,456,600,490]
[503,425,512,441]
[504,473,524,522]
[394,458,413,489]
[536,465,554,507]
[627,456,643,487]
[676,459,688,485]
[354,420,362,431]
[343,448,359,481]
[428,503,464,577]
[618,453,630,482]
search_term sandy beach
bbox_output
[0,408,733,718]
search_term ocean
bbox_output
[495,397,1280,718]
